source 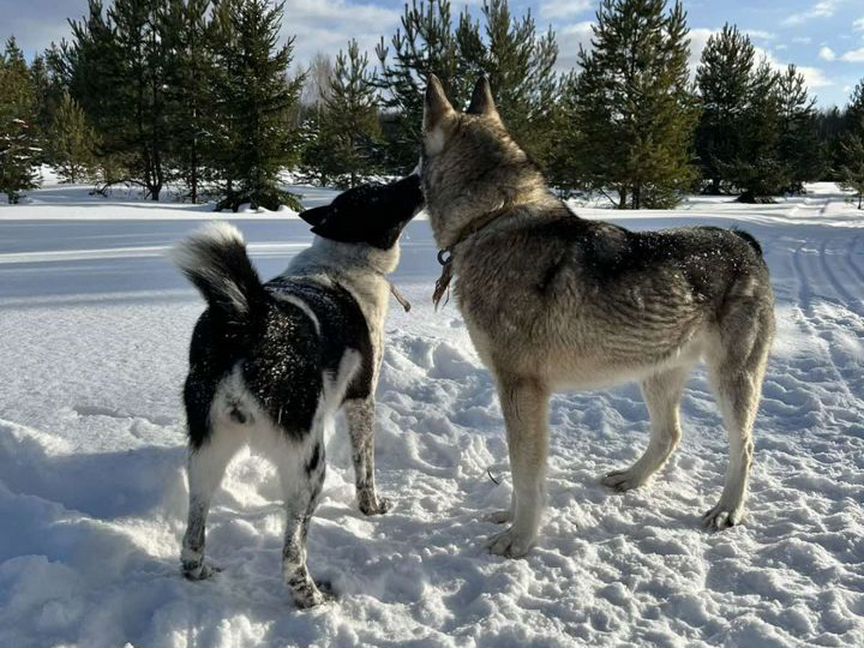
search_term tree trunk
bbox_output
[190,139,199,204]
[710,176,721,195]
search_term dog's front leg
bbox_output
[488,375,550,558]
[279,434,329,608]
[345,397,392,515]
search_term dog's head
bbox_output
[299,174,424,251]
[421,75,544,249]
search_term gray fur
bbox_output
[421,75,776,557]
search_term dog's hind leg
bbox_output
[345,397,392,515]
[277,426,329,608]
[602,365,691,492]
[181,422,244,580]
[703,301,774,529]
[488,375,550,558]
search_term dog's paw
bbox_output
[315,579,338,598]
[359,494,393,516]
[701,504,743,530]
[182,560,220,581]
[487,527,534,558]
[484,509,512,524]
[292,582,334,609]
[601,469,646,492]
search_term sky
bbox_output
[1,0,862,108]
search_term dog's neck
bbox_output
[285,236,397,321]
[428,182,556,252]
[291,236,400,277]
[424,152,557,251]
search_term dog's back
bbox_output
[452,207,773,386]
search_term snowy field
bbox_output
[0,179,862,648]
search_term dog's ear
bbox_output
[299,205,330,227]
[424,73,455,132]
[467,76,499,120]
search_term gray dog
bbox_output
[420,75,775,557]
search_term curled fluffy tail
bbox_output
[172,222,267,324]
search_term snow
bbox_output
[0,179,862,648]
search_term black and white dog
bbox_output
[173,175,423,608]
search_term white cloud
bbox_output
[854,17,864,31]
[797,66,834,88]
[750,46,834,89]
[280,0,401,69]
[819,46,836,60]
[839,47,864,61]
[745,29,776,41]
[555,21,596,71]
[541,0,593,20]
[683,28,838,101]
[688,27,719,74]
[782,0,843,27]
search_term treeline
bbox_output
[1,0,302,209]
[1,0,863,209]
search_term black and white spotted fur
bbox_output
[173,175,423,608]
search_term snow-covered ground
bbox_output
[0,180,862,648]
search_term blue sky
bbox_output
[2,0,862,107]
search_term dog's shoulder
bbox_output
[504,206,632,277]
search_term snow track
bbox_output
[0,183,862,647]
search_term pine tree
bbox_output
[376,0,477,171]
[209,0,303,211]
[838,133,864,209]
[816,106,846,182]
[162,0,214,203]
[301,40,382,188]
[695,24,754,194]
[545,70,582,193]
[473,0,560,166]
[0,37,41,203]
[775,65,821,193]
[697,29,812,201]
[847,79,864,129]
[562,0,697,208]
[722,59,785,202]
[48,91,99,183]
[108,0,170,200]
[29,54,62,165]
[376,0,561,172]
[838,79,864,209]
[66,0,136,192]
[64,0,170,199]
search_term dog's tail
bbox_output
[172,222,267,325]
